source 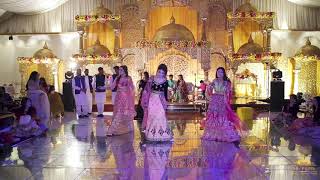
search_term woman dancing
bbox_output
[142,64,173,142]
[202,67,246,142]
[108,65,136,136]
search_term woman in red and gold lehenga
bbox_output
[108,65,136,136]
[202,67,246,142]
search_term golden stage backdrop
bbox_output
[84,22,115,54]
[146,7,199,41]
[233,20,263,53]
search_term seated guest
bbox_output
[282,94,299,125]
[15,114,43,138]
[0,86,13,112]
[297,92,306,106]
[288,96,320,132]
[48,85,64,118]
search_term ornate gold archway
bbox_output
[146,49,203,83]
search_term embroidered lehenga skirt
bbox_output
[145,93,173,142]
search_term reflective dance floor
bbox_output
[1,112,320,180]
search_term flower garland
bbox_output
[135,40,210,48]
[75,14,121,24]
[227,12,275,19]
[17,57,60,64]
[235,69,257,80]
[230,52,281,61]
[293,54,319,62]
[71,53,121,64]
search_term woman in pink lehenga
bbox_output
[108,65,136,136]
[142,64,173,142]
[202,67,246,142]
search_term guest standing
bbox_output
[72,69,88,118]
[39,77,49,93]
[84,69,93,115]
[202,67,245,142]
[167,74,175,102]
[26,71,50,129]
[92,67,108,117]
[135,71,149,121]
[175,75,188,103]
[142,64,173,142]
[108,65,135,136]
[48,85,64,118]
[111,66,119,105]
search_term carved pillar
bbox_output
[266,29,272,52]
[114,29,120,55]
[201,17,207,41]
[228,28,234,54]
[19,63,28,95]
[293,70,300,94]
[141,18,146,40]
[77,27,85,53]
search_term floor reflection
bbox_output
[17,136,51,180]
[1,112,320,179]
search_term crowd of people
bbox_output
[70,64,245,143]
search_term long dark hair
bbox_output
[120,65,128,77]
[143,71,149,81]
[216,67,230,82]
[157,64,168,76]
[116,65,129,87]
[29,71,39,81]
[26,71,39,90]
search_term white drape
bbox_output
[0,0,319,33]
[0,0,137,33]
[288,0,320,7]
[0,0,69,15]
[233,0,320,30]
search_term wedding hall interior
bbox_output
[1,0,320,179]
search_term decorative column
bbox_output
[141,18,146,40]
[293,69,300,94]
[263,29,267,51]
[77,27,85,53]
[266,29,272,52]
[201,17,207,41]
[114,29,120,55]
[228,28,234,54]
[19,63,28,95]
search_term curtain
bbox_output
[0,0,137,33]
[0,0,69,15]
[233,0,320,30]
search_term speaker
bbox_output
[63,82,75,112]
[270,81,284,112]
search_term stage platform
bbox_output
[92,97,269,112]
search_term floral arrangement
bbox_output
[235,69,257,80]
[75,14,121,24]
[135,40,210,48]
[230,52,281,61]
[72,53,114,61]
[293,54,319,62]
[17,57,60,64]
[227,12,275,19]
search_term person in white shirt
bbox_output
[72,69,89,118]
[92,67,108,117]
[84,69,93,115]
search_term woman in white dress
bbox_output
[141,64,173,142]
[26,71,50,130]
